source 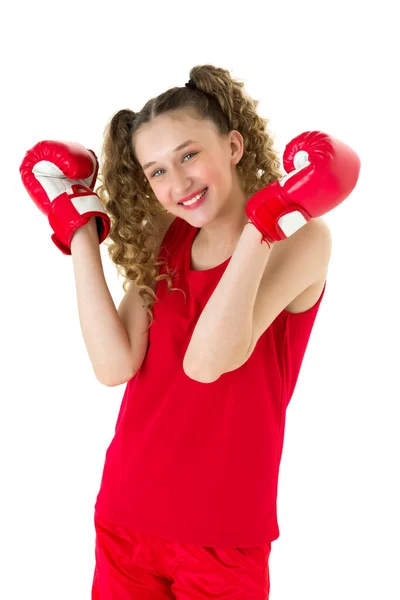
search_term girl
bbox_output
[20,64,356,598]
[90,64,333,599]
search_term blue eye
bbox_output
[151,152,197,178]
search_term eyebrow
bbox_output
[141,139,198,171]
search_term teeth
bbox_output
[182,188,207,206]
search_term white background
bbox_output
[1,1,399,598]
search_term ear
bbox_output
[229,130,244,165]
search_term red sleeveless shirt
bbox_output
[94,217,326,548]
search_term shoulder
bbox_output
[304,217,332,272]
[272,216,332,272]
[159,212,177,232]
[157,212,178,249]
[269,217,332,314]
[147,212,177,248]
[296,217,332,273]
[290,216,332,249]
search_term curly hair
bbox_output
[95,64,284,330]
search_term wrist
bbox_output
[71,218,99,249]
[244,219,272,248]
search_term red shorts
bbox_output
[92,512,271,599]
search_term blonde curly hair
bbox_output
[96,64,284,329]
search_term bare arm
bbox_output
[184,219,330,383]
[70,218,135,386]
[183,222,271,382]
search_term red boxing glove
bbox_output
[19,140,111,255]
[245,131,361,244]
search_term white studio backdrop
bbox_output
[1,0,399,598]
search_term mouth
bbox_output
[178,187,208,207]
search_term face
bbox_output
[133,109,244,227]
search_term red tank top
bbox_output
[94,217,326,548]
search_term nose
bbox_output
[170,168,192,202]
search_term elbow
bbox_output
[95,367,136,387]
[101,377,130,388]
[184,370,215,384]
[183,358,219,384]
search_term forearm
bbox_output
[184,222,272,382]
[70,219,134,386]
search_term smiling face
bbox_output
[133,108,245,229]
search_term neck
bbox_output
[196,177,249,250]
[197,210,249,251]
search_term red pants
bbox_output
[92,512,271,599]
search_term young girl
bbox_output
[20,64,359,599]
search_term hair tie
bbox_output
[185,79,197,90]
[184,78,231,131]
